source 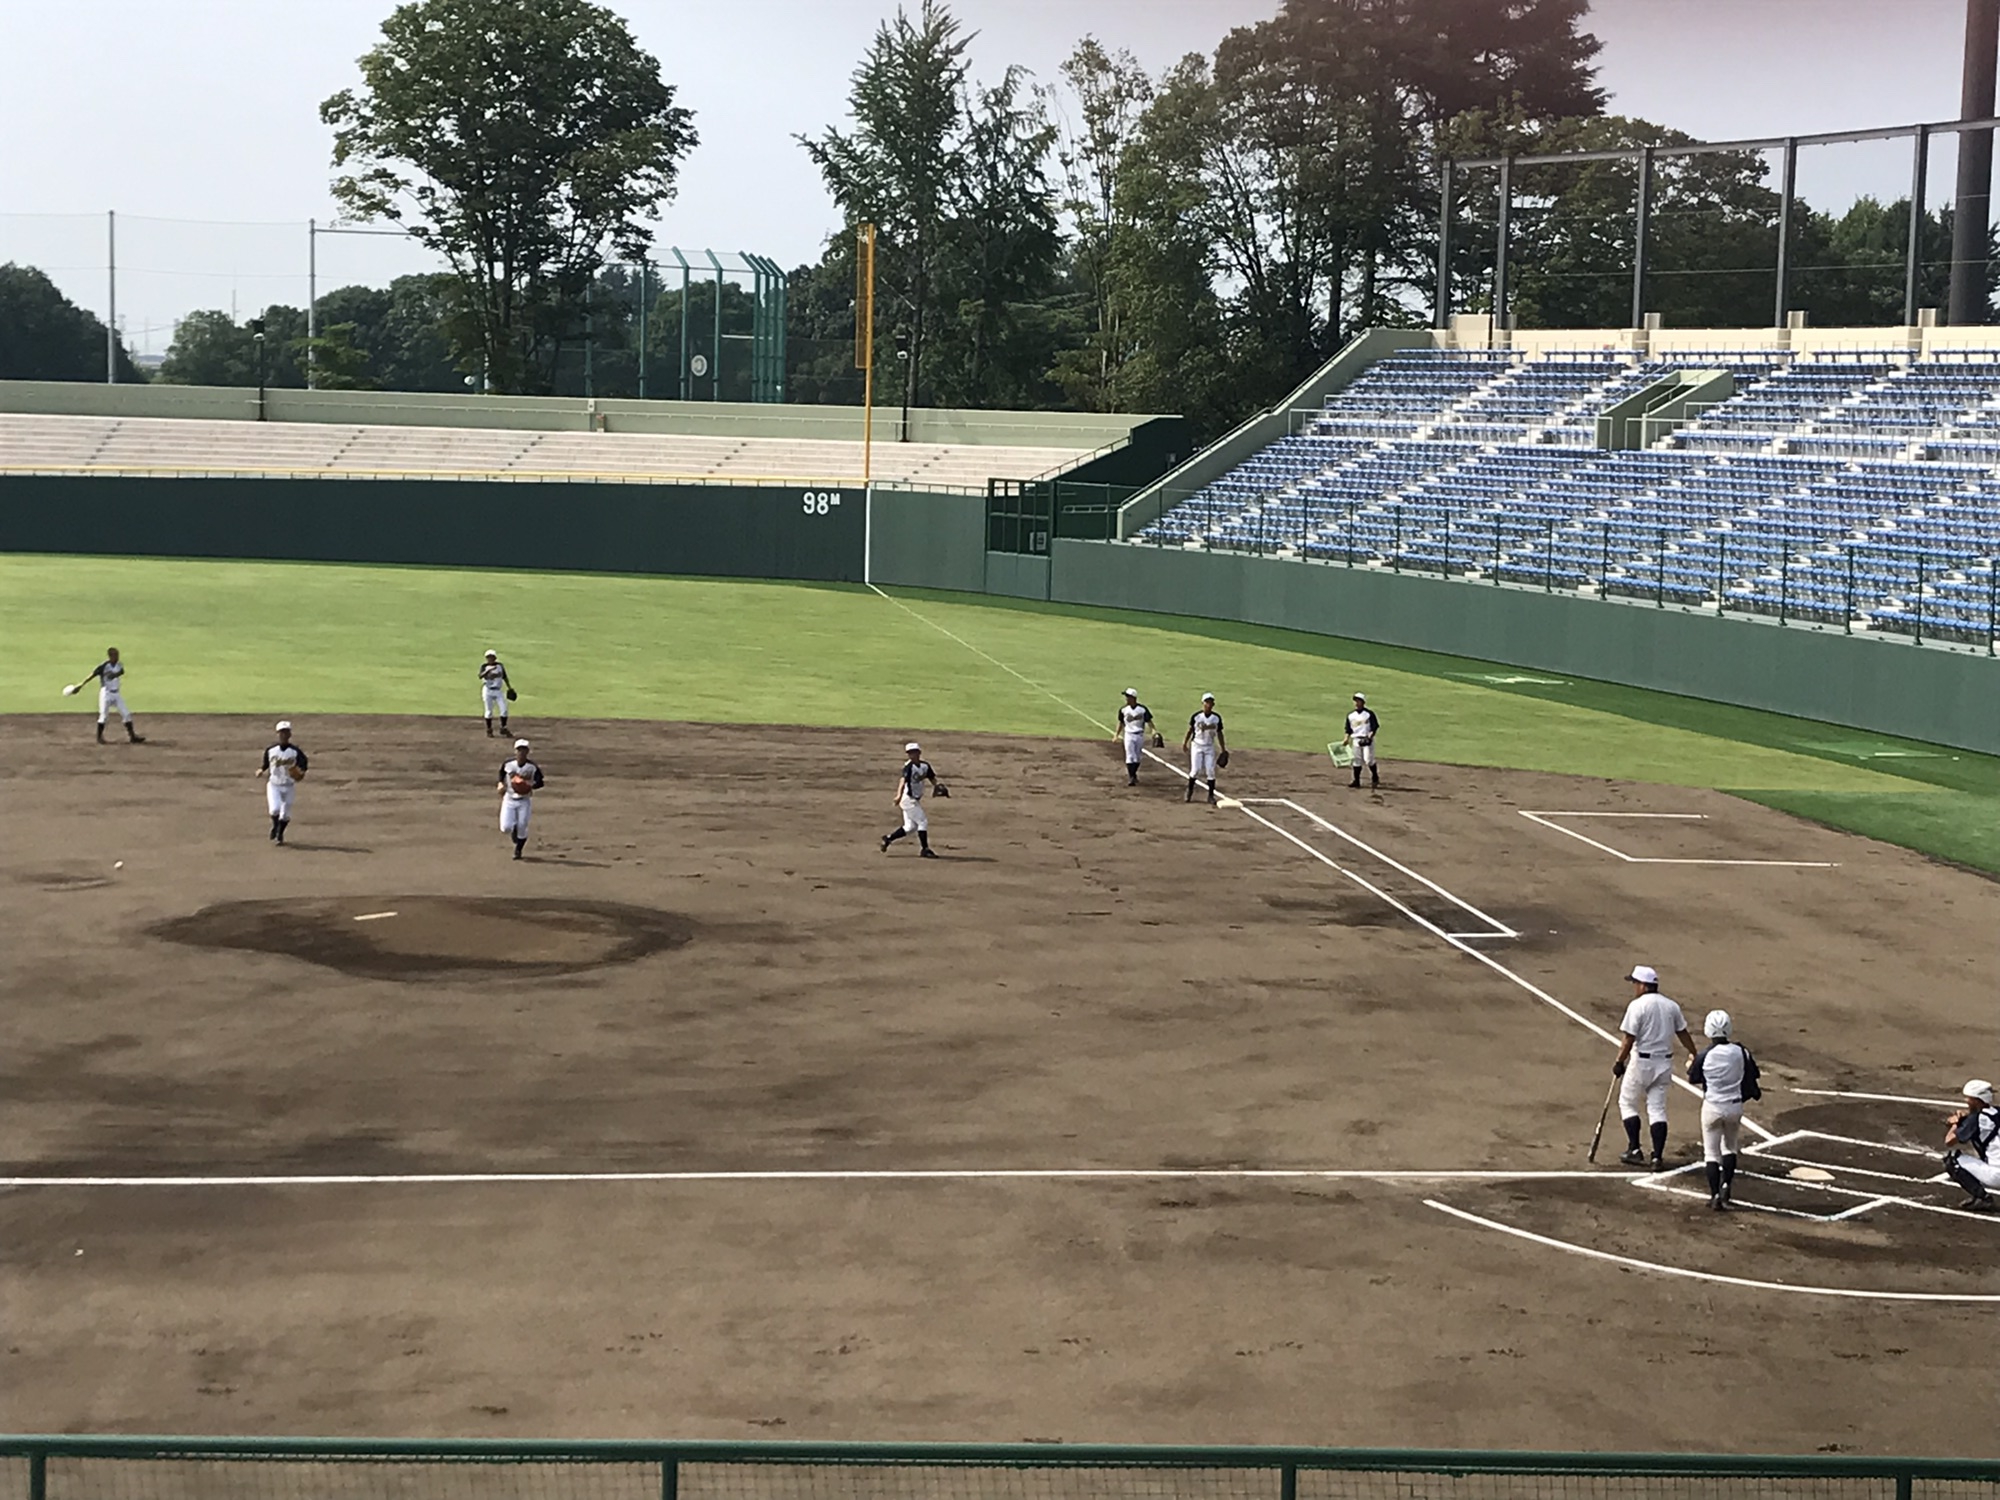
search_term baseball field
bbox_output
[3,552,1998,1451]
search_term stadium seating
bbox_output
[1135,348,2000,643]
[0,412,1077,490]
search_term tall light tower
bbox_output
[1949,0,2000,323]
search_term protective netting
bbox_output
[8,1456,1997,1500]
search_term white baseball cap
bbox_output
[485,650,498,659]
[905,742,921,752]
[1704,1009,1732,1039]
[1201,692,1215,702]
[1627,964,1659,985]
[1124,687,1138,697]
[274,721,292,732]
[1353,692,1366,703]
[1965,1079,1995,1105]
[514,738,530,750]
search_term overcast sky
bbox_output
[0,0,1981,355]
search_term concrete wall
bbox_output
[869,490,987,594]
[0,475,867,581]
[1048,541,2000,754]
[0,379,1154,451]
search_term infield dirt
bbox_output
[2,714,1995,1450]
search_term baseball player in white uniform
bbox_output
[1342,693,1378,789]
[71,647,144,744]
[1117,688,1156,786]
[881,742,947,857]
[1688,1010,1761,1211]
[498,738,544,859]
[1610,964,1698,1171]
[480,651,515,736]
[258,721,308,845]
[1182,693,1226,804]
[1943,1079,2000,1213]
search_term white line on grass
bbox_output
[1517,810,1839,868]
[1425,1199,2000,1302]
[1,1168,1637,1190]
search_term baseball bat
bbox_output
[1586,1073,1619,1163]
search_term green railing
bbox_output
[3,1438,1996,1500]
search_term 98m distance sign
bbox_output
[801,490,844,515]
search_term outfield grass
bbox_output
[8,554,1999,871]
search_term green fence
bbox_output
[1,1438,1995,1500]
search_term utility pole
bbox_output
[106,210,117,384]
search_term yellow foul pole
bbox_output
[856,223,876,485]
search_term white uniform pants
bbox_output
[1123,728,1146,766]
[1701,1102,1743,1163]
[266,778,295,818]
[99,687,130,724]
[1352,736,1376,768]
[1189,745,1217,780]
[900,796,927,833]
[483,686,507,719]
[1619,1055,1673,1125]
[1950,1151,2000,1190]
[501,796,532,836]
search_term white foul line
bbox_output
[1518,810,1839,868]
[1,1167,1635,1191]
[862,590,1774,1136]
[1425,1199,2000,1302]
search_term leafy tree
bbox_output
[322,0,697,395]
[1051,38,1153,410]
[158,306,307,388]
[803,0,972,416]
[0,263,143,382]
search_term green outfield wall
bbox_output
[1044,541,2000,755]
[867,489,986,593]
[0,475,866,581]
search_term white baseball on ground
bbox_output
[113,861,124,870]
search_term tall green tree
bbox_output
[1052,39,1153,411]
[803,0,972,416]
[158,306,308,388]
[322,0,697,395]
[0,264,143,382]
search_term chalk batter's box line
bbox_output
[1516,810,1840,868]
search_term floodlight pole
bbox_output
[1906,123,1932,327]
[307,219,317,391]
[857,224,876,484]
[1434,162,1453,329]
[1493,156,1513,332]
[1950,0,2000,324]
[106,210,116,384]
[1774,138,1799,326]
[637,260,649,400]
[1631,146,1654,328]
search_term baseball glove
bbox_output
[1152,732,1165,748]
[1217,749,1230,769]
[288,763,307,781]
[934,784,950,798]
[509,773,534,795]
[505,688,517,701]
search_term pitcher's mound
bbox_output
[152,895,694,979]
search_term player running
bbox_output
[480,651,515,736]
[1183,693,1226,805]
[498,738,545,860]
[68,646,144,744]
[881,741,947,858]
[258,721,308,845]
[1116,688,1156,786]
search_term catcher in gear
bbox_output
[497,738,545,860]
